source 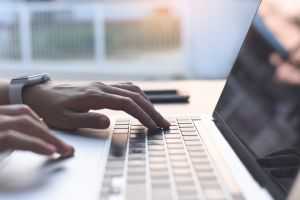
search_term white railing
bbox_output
[0,1,192,79]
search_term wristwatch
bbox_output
[9,73,51,104]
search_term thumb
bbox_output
[65,111,110,129]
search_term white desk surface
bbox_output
[98,80,226,117]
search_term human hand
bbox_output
[257,147,300,178]
[23,82,171,130]
[0,105,74,156]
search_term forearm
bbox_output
[0,80,10,105]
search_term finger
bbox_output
[63,111,110,130]
[0,130,56,155]
[110,83,152,103]
[78,92,158,129]
[257,155,300,168]
[269,167,299,178]
[0,115,74,156]
[103,86,170,128]
[0,105,42,123]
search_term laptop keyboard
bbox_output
[100,117,229,200]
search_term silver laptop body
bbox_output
[2,0,296,199]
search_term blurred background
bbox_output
[0,0,299,81]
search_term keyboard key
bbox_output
[183,136,199,141]
[166,139,182,144]
[169,155,188,161]
[185,141,202,146]
[130,129,146,134]
[150,163,168,171]
[115,120,130,125]
[165,134,181,139]
[128,167,145,174]
[148,145,165,151]
[150,170,169,179]
[190,153,207,161]
[129,148,145,154]
[113,129,129,134]
[175,176,195,185]
[128,154,145,160]
[187,145,204,151]
[130,125,145,130]
[149,157,167,163]
[129,142,145,148]
[127,175,146,183]
[194,164,214,172]
[148,129,164,135]
[191,156,210,164]
[110,176,124,193]
[168,126,179,130]
[148,151,166,157]
[106,160,124,168]
[180,128,196,132]
[114,125,129,129]
[127,184,146,200]
[177,119,192,124]
[172,168,191,176]
[152,188,172,200]
[148,135,163,140]
[164,130,180,134]
[168,149,186,155]
[151,179,170,187]
[179,124,194,128]
[130,138,145,143]
[111,134,128,157]
[177,185,198,195]
[100,185,110,196]
[203,188,225,200]
[182,131,198,136]
[201,179,220,188]
[167,143,184,149]
[148,140,164,145]
[197,171,216,180]
[128,160,145,167]
[171,162,189,168]
[105,169,123,177]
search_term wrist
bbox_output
[0,80,10,105]
[22,81,53,106]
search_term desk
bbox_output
[100,80,226,117]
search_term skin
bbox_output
[0,80,170,157]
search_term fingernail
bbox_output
[47,145,56,155]
[65,145,75,156]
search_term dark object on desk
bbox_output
[144,89,190,104]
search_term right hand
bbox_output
[0,105,74,156]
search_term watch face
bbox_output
[11,73,50,84]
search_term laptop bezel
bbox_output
[211,3,291,198]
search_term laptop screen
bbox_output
[214,0,300,199]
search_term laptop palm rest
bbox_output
[0,129,109,200]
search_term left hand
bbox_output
[22,81,170,130]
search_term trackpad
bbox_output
[0,129,109,200]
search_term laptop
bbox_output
[1,0,299,199]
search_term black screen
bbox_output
[214,1,300,199]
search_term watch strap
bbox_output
[9,82,26,104]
